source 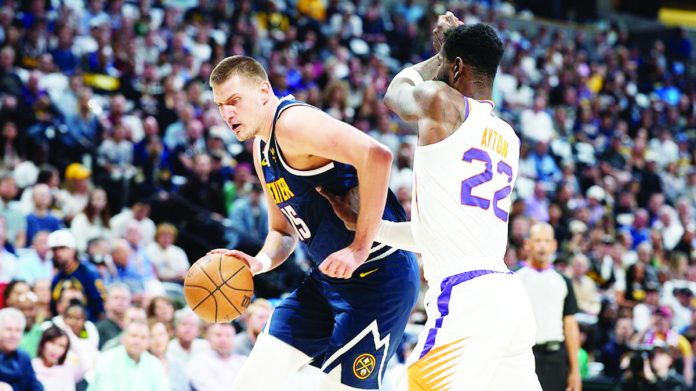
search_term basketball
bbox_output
[184,253,255,323]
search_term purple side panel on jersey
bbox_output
[419,269,515,359]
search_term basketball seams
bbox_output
[186,255,250,320]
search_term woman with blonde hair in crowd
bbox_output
[145,223,189,283]
[32,325,75,391]
[70,188,112,252]
[149,320,190,391]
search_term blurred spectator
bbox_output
[0,174,27,248]
[26,184,64,244]
[598,316,633,380]
[233,298,272,356]
[97,123,135,213]
[520,95,555,144]
[87,321,168,391]
[100,306,147,351]
[167,307,209,369]
[104,238,158,300]
[0,217,18,283]
[32,326,74,391]
[148,321,190,391]
[61,164,92,221]
[16,291,41,357]
[16,231,53,284]
[49,230,106,322]
[0,47,22,97]
[641,306,693,386]
[146,296,176,335]
[179,153,226,218]
[70,188,112,253]
[568,253,601,316]
[228,184,268,252]
[145,223,189,283]
[0,307,43,390]
[633,283,661,333]
[186,323,246,390]
[95,283,131,349]
[110,200,155,247]
[2,280,30,309]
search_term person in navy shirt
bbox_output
[0,307,43,391]
[49,230,106,322]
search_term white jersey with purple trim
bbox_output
[411,98,520,283]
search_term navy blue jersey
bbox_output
[259,97,407,268]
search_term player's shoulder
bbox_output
[274,101,323,134]
[414,81,465,116]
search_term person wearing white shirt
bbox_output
[186,323,246,391]
[70,188,113,253]
[520,96,556,144]
[109,201,156,247]
[145,223,189,283]
[166,308,209,368]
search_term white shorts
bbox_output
[408,270,541,391]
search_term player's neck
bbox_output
[258,95,280,142]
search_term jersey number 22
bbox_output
[460,148,513,222]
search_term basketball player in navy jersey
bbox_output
[208,56,419,391]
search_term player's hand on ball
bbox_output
[316,186,359,231]
[207,249,264,275]
[433,11,463,52]
[319,246,370,279]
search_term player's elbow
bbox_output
[367,142,393,168]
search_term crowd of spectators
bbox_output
[0,0,694,389]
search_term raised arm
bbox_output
[278,106,392,278]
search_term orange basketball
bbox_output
[184,253,254,323]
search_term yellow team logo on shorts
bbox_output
[353,353,376,379]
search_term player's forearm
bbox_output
[375,221,420,253]
[351,143,393,252]
[563,316,581,372]
[384,55,440,120]
[258,230,297,270]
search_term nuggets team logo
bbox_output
[353,353,376,380]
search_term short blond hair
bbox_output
[209,56,268,86]
[155,222,178,240]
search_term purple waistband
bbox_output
[419,269,513,359]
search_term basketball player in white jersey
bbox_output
[319,15,542,390]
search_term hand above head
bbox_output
[433,11,464,53]
[316,186,360,231]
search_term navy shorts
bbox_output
[265,250,419,389]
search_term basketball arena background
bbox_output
[0,0,695,390]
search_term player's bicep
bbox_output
[280,107,390,167]
[385,80,448,122]
[252,139,296,237]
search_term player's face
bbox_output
[213,74,270,142]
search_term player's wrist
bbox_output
[255,252,273,274]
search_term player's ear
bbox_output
[452,57,463,82]
[259,80,272,103]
